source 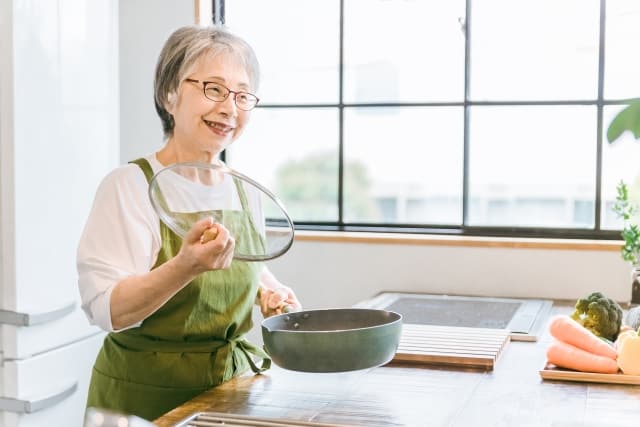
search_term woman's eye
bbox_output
[206,85,224,97]
[237,93,249,102]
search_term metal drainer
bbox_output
[174,412,357,427]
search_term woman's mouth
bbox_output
[203,119,234,136]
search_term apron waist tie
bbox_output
[110,332,227,353]
[110,333,271,374]
[233,339,271,373]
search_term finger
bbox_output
[260,299,270,316]
[216,237,235,268]
[287,301,302,312]
[283,294,302,312]
[184,217,214,243]
[264,288,283,308]
[222,235,235,256]
[201,224,230,248]
[222,248,235,268]
[279,297,300,312]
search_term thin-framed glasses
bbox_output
[184,78,260,111]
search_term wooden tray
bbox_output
[539,364,640,385]
[391,324,510,370]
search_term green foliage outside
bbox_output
[274,151,378,222]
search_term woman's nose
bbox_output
[217,94,238,116]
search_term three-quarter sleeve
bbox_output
[77,162,162,332]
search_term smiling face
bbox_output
[164,52,253,162]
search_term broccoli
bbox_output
[570,292,623,341]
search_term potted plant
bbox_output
[608,98,640,304]
[613,181,640,264]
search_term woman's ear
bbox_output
[165,92,177,114]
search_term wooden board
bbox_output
[390,324,511,369]
[539,364,640,385]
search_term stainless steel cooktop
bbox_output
[355,292,553,341]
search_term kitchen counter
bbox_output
[154,304,640,427]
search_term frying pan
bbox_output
[261,308,402,373]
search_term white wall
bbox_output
[119,0,195,163]
[265,239,632,308]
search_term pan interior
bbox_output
[263,308,401,333]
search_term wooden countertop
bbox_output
[155,305,640,427]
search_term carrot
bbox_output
[546,340,619,374]
[548,315,617,360]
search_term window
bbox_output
[225,0,640,238]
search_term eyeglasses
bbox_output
[184,78,259,111]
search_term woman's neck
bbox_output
[156,139,221,166]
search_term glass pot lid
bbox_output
[149,162,294,261]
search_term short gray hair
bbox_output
[154,25,260,138]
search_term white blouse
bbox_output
[76,154,264,332]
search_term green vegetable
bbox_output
[570,292,623,342]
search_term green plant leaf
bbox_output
[613,180,640,265]
[607,99,640,144]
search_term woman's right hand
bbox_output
[175,217,235,274]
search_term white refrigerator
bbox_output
[0,1,119,425]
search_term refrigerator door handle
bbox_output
[0,301,76,326]
[0,381,77,413]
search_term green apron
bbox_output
[86,158,270,421]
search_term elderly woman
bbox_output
[77,25,301,421]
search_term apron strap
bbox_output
[231,177,266,256]
[129,158,154,183]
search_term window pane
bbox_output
[470,0,600,101]
[226,0,339,104]
[468,106,597,227]
[605,0,640,99]
[601,105,640,229]
[343,107,463,224]
[343,0,466,103]
[227,108,339,222]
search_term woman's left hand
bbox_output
[258,285,302,318]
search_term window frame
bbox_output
[223,0,635,241]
